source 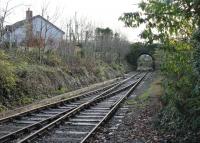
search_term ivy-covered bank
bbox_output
[0,49,127,111]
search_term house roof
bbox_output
[6,15,65,34]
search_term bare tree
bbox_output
[58,13,130,67]
[0,0,21,45]
[28,0,62,62]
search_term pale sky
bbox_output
[1,0,143,42]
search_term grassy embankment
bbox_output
[0,49,127,112]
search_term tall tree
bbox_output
[119,1,200,141]
[119,0,200,44]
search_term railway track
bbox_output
[0,72,141,143]
[18,72,147,143]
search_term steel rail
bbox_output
[0,73,138,124]
[16,73,142,143]
[0,80,118,124]
[0,73,139,143]
[0,82,120,143]
[80,72,147,143]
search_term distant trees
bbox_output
[94,27,129,63]
[58,14,130,66]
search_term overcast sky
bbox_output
[1,0,143,42]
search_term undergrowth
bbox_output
[0,49,126,111]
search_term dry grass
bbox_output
[126,76,163,108]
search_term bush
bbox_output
[42,51,62,66]
[157,40,200,142]
[0,50,17,99]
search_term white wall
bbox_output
[6,26,26,44]
[32,17,63,41]
[6,16,64,48]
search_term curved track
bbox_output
[17,72,147,143]
[0,72,141,143]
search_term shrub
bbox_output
[42,51,62,66]
[157,40,200,142]
[0,50,17,99]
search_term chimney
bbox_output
[26,8,33,47]
[26,8,32,20]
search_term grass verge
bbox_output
[126,76,163,109]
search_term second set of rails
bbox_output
[0,72,147,143]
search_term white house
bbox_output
[4,9,65,49]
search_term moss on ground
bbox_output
[126,77,162,109]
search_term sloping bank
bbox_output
[0,51,127,111]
